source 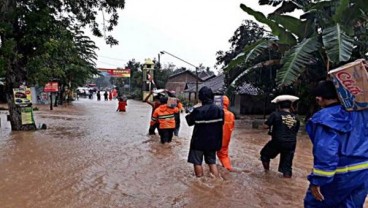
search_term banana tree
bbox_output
[225,0,368,87]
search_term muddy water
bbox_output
[0,99,365,208]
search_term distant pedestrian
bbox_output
[117,96,127,112]
[96,91,101,101]
[217,95,235,171]
[88,89,93,99]
[260,95,300,178]
[109,90,113,101]
[104,91,108,101]
[185,86,224,177]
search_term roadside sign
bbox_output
[44,82,59,92]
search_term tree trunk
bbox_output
[2,0,36,131]
[59,84,65,105]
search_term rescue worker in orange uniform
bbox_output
[216,95,235,171]
[151,97,179,144]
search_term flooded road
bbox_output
[0,99,365,208]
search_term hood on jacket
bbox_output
[308,105,352,133]
[223,95,230,109]
[198,86,214,104]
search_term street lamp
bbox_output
[159,50,199,102]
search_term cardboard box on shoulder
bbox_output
[167,97,178,108]
[328,59,368,111]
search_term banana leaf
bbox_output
[240,4,297,45]
[223,39,270,72]
[277,37,321,86]
[268,14,308,39]
[322,24,354,63]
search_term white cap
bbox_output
[271,95,299,103]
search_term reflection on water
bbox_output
[0,99,366,208]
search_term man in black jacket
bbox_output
[260,97,300,178]
[185,86,224,177]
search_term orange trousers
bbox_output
[217,109,234,170]
[217,133,232,170]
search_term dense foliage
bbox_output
[222,0,368,114]
[0,0,125,130]
[228,0,368,87]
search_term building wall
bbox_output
[230,94,241,115]
[165,72,202,96]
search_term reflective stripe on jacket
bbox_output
[186,103,224,151]
[306,105,368,186]
[151,104,178,129]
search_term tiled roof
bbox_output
[185,74,225,94]
[198,71,215,81]
[168,70,197,79]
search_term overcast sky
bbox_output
[91,0,275,71]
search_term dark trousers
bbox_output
[260,140,296,176]
[149,123,159,135]
[174,113,180,136]
[158,128,174,144]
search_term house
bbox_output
[165,70,213,100]
[184,74,225,101]
[165,70,274,115]
[231,82,274,115]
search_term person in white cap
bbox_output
[260,95,300,178]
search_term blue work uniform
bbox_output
[304,104,368,207]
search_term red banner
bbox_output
[98,68,131,78]
[44,82,59,92]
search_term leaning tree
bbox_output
[0,0,125,130]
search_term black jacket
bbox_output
[265,110,300,142]
[185,87,224,151]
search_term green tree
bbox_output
[228,0,368,87]
[215,20,272,90]
[0,0,125,130]
[125,59,143,99]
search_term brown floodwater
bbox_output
[0,99,366,208]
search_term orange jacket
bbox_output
[217,96,235,170]
[151,105,179,129]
